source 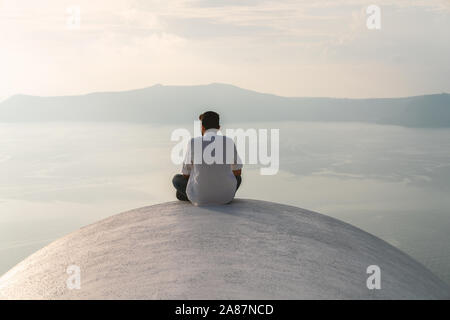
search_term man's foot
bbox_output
[176,191,189,201]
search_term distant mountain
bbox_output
[0,83,449,127]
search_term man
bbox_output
[172,111,242,205]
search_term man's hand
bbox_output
[232,169,241,177]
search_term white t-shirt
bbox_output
[182,129,242,206]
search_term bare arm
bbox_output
[181,139,193,179]
[231,140,242,176]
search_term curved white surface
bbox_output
[1,199,449,299]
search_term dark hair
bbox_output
[199,111,220,130]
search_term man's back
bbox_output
[183,129,242,205]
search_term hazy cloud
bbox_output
[0,0,449,98]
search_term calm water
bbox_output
[1,121,450,284]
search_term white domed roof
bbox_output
[0,199,449,299]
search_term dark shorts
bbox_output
[172,174,242,202]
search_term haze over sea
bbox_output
[1,120,449,284]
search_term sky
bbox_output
[0,0,449,100]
